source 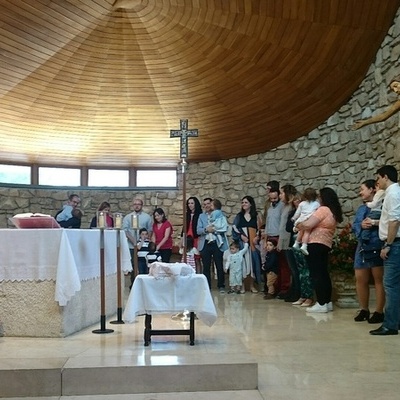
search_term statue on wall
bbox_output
[350,75,400,131]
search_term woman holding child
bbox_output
[352,179,385,323]
[297,187,343,313]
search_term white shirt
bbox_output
[379,182,400,241]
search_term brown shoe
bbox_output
[263,293,275,300]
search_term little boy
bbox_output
[137,228,151,274]
[262,238,279,299]
[145,241,162,267]
[224,241,249,294]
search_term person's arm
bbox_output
[122,215,136,246]
[239,242,249,256]
[350,100,400,130]
[292,204,302,221]
[232,214,242,241]
[352,205,366,238]
[197,214,207,236]
[296,214,321,231]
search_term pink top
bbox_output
[152,220,173,250]
[308,206,337,248]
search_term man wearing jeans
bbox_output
[370,165,400,336]
[197,198,228,291]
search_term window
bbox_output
[0,164,177,188]
[0,164,31,184]
[39,167,81,186]
[136,170,177,187]
[88,169,129,187]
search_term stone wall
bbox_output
[1,8,400,244]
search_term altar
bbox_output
[0,229,131,337]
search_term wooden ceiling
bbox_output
[0,0,399,167]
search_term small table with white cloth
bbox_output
[123,274,217,345]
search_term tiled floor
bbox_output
[1,287,399,399]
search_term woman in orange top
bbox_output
[297,187,343,313]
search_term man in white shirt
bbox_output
[369,165,400,336]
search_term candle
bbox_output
[131,213,139,229]
[115,213,122,229]
[98,212,105,228]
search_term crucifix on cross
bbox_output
[170,119,198,159]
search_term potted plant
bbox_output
[329,223,359,308]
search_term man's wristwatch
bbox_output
[382,242,391,250]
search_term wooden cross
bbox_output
[170,119,198,159]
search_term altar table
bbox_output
[0,229,131,337]
[123,274,217,345]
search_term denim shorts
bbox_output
[353,242,383,269]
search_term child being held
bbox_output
[206,199,226,248]
[223,241,249,294]
[262,238,279,299]
[137,228,151,274]
[292,187,320,255]
[179,235,200,272]
[58,207,83,228]
[361,183,385,243]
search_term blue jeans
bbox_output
[383,241,400,330]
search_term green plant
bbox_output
[329,223,358,275]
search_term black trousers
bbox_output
[200,241,225,289]
[305,243,331,305]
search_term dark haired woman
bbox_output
[151,207,173,262]
[352,179,384,323]
[90,201,114,228]
[181,197,202,272]
[297,187,343,313]
[232,195,260,293]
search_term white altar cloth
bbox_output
[123,274,217,327]
[0,229,131,306]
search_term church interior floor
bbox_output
[1,286,399,399]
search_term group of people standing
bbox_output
[54,164,400,336]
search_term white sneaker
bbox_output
[292,242,300,249]
[306,302,328,313]
[300,244,309,255]
[327,301,333,312]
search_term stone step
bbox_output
[0,354,257,397]
[0,390,263,400]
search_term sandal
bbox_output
[300,299,313,307]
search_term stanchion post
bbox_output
[110,228,125,324]
[93,228,114,334]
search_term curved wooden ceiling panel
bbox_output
[0,0,399,167]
